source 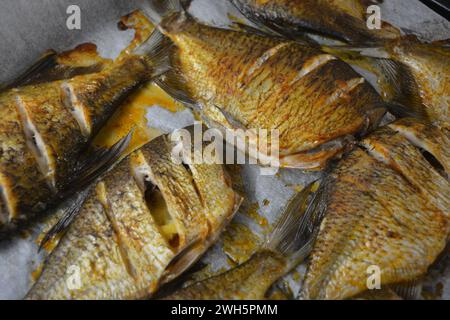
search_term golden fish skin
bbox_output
[384,38,450,128]
[165,251,287,300]
[230,0,400,44]
[27,132,241,300]
[163,178,317,300]
[157,13,385,169]
[301,119,449,300]
[0,32,170,232]
[324,37,450,128]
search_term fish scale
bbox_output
[0,29,173,232]
[152,9,385,170]
[230,0,401,44]
[0,98,53,220]
[166,251,287,300]
[27,131,241,299]
[95,162,174,282]
[137,135,210,247]
[15,82,87,191]
[361,127,449,213]
[301,119,449,300]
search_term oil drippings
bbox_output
[222,223,260,265]
[36,233,63,253]
[93,83,184,154]
[117,10,155,60]
[31,263,44,282]
[94,10,184,154]
[35,210,66,253]
[245,202,268,228]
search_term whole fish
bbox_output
[325,37,450,129]
[163,183,315,300]
[146,0,387,171]
[27,127,242,299]
[229,0,401,44]
[299,118,449,300]
[0,28,172,233]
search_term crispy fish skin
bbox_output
[0,46,110,223]
[230,0,400,44]
[384,39,450,128]
[155,11,385,169]
[0,32,170,231]
[27,132,241,300]
[163,181,316,300]
[0,94,54,223]
[324,37,450,128]
[165,250,287,300]
[388,118,449,173]
[301,120,449,300]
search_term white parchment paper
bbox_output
[0,0,448,299]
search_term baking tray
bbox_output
[0,0,448,299]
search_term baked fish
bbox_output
[163,183,315,300]
[229,0,401,44]
[325,37,450,129]
[145,0,387,170]
[27,127,242,299]
[0,28,172,233]
[299,118,449,300]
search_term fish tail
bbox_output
[322,45,430,123]
[133,28,173,79]
[144,0,192,26]
[369,57,430,122]
[264,181,322,270]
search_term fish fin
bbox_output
[264,181,319,269]
[38,187,91,252]
[144,0,192,25]
[214,106,248,130]
[323,45,430,121]
[230,21,280,38]
[154,260,208,299]
[39,131,133,251]
[1,50,57,91]
[155,71,199,110]
[161,239,205,285]
[391,279,423,300]
[229,1,317,46]
[372,58,429,119]
[134,29,173,79]
[64,130,133,195]
[379,102,430,122]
